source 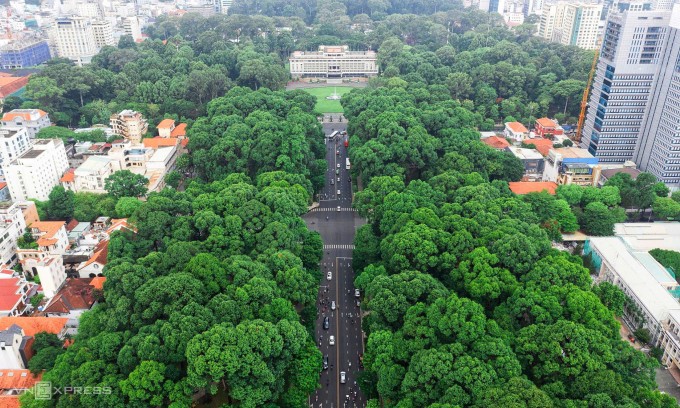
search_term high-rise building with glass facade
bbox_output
[580,4,672,163]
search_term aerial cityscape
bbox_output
[0,0,675,407]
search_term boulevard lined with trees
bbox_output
[12,1,680,407]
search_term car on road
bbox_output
[336,150,340,155]
[340,372,346,384]
[330,179,334,185]
[336,169,340,175]
[355,289,360,297]
[331,300,336,310]
[337,177,340,182]
[337,206,341,212]
[323,355,329,370]
[329,335,335,345]
[327,271,332,280]
[323,316,329,330]
[356,300,360,307]
[337,163,340,168]
[337,189,341,195]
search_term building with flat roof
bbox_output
[52,16,98,65]
[543,147,600,186]
[581,6,672,163]
[0,202,26,268]
[72,156,120,194]
[588,222,680,378]
[4,139,69,201]
[0,127,30,178]
[289,45,378,79]
[0,41,51,69]
[110,110,148,143]
[506,146,545,180]
[633,4,680,191]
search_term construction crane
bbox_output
[575,48,600,143]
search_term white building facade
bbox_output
[4,139,69,201]
[53,16,98,65]
[0,127,30,178]
[289,46,378,79]
[1,109,51,139]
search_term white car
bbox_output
[340,371,346,383]
[329,335,335,345]
[355,289,360,297]
[337,206,341,212]
[331,300,336,310]
[327,271,332,280]
[337,163,341,168]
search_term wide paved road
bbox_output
[304,122,366,408]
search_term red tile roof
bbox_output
[157,118,174,129]
[106,218,136,234]
[0,396,20,408]
[0,370,42,392]
[481,136,510,150]
[60,168,75,183]
[0,182,6,190]
[65,219,79,232]
[80,240,108,270]
[143,137,179,149]
[0,77,30,99]
[2,109,46,122]
[536,117,557,128]
[0,317,68,336]
[90,277,106,290]
[43,279,96,314]
[0,278,24,312]
[509,181,558,195]
[31,221,65,248]
[506,122,528,134]
[524,138,553,157]
[170,123,187,138]
[181,138,189,148]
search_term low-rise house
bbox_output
[110,110,148,144]
[17,251,66,298]
[597,165,641,187]
[0,369,42,405]
[481,136,510,150]
[534,117,564,139]
[0,317,68,338]
[72,156,120,193]
[542,147,600,186]
[0,317,68,370]
[504,122,529,142]
[157,119,187,139]
[28,222,68,255]
[43,278,98,335]
[0,274,33,317]
[506,146,545,180]
[1,109,50,138]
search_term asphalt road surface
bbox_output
[304,122,366,408]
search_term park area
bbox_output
[302,86,354,113]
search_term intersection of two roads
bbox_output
[304,122,366,408]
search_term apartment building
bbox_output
[0,127,30,178]
[633,4,680,190]
[0,202,26,268]
[91,20,115,48]
[53,16,97,65]
[109,110,148,143]
[550,2,603,49]
[0,41,51,69]
[123,17,143,41]
[289,45,378,79]
[4,139,69,201]
[1,109,51,139]
[72,155,120,193]
[580,6,672,163]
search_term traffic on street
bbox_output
[304,122,366,408]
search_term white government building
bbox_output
[588,223,680,381]
[289,45,378,79]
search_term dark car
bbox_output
[323,316,330,330]
[323,355,329,370]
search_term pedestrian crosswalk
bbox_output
[323,244,355,250]
[310,207,357,212]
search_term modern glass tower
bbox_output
[634,4,680,190]
[580,3,672,163]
